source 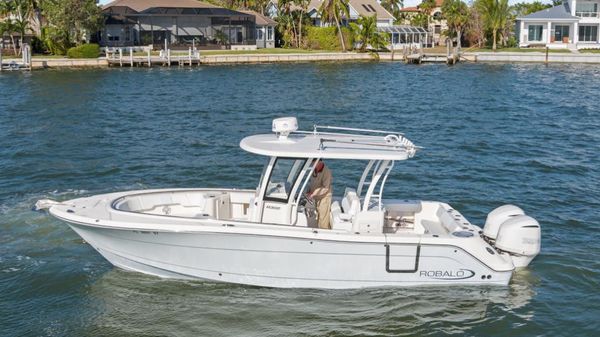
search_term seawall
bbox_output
[5,51,600,70]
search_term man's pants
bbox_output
[316,195,332,230]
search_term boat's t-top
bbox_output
[239,117,419,230]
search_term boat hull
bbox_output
[68,222,512,289]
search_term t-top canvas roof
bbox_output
[240,122,418,161]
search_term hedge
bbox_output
[306,26,354,51]
[67,43,100,58]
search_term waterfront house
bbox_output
[517,0,600,49]
[100,0,257,49]
[398,0,448,46]
[268,0,395,27]
[241,10,277,49]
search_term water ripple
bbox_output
[1,63,599,336]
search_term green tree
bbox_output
[511,1,551,17]
[410,12,429,28]
[295,0,310,48]
[442,0,469,49]
[319,0,350,51]
[0,0,32,55]
[350,14,389,52]
[475,0,510,51]
[40,0,102,53]
[277,0,298,47]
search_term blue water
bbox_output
[1,63,599,336]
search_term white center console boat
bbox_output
[36,117,541,289]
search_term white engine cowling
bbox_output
[483,204,524,240]
[495,215,541,268]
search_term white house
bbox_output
[517,0,600,49]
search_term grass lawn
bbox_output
[580,49,600,53]
[130,48,337,57]
[469,47,571,53]
[200,48,334,55]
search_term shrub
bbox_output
[66,43,100,58]
[30,36,48,54]
[306,26,353,51]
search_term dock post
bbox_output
[0,44,3,72]
[27,44,32,70]
[545,47,549,65]
[129,47,133,67]
[119,48,123,67]
[167,49,171,67]
[147,48,151,67]
[188,47,192,66]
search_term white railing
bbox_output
[293,125,419,158]
[576,11,600,17]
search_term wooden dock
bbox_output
[106,48,201,68]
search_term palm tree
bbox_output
[295,0,310,48]
[350,14,388,53]
[475,0,510,51]
[441,0,469,50]
[12,0,31,55]
[380,0,403,20]
[279,0,298,47]
[319,0,350,51]
[419,0,437,31]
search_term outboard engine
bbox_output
[484,205,541,268]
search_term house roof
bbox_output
[349,0,394,20]
[518,3,578,20]
[241,10,277,26]
[305,0,393,20]
[399,6,420,12]
[103,0,218,12]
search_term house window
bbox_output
[256,27,264,40]
[267,27,273,40]
[528,25,543,42]
[576,3,598,17]
[554,25,570,42]
[579,25,598,42]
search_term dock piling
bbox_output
[0,46,3,72]
[129,48,133,67]
[119,48,123,67]
[147,48,151,67]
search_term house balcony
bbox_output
[576,11,599,17]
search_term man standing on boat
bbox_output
[308,160,333,230]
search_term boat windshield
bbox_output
[264,158,306,202]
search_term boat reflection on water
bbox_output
[80,269,539,336]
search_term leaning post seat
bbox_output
[330,188,361,231]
